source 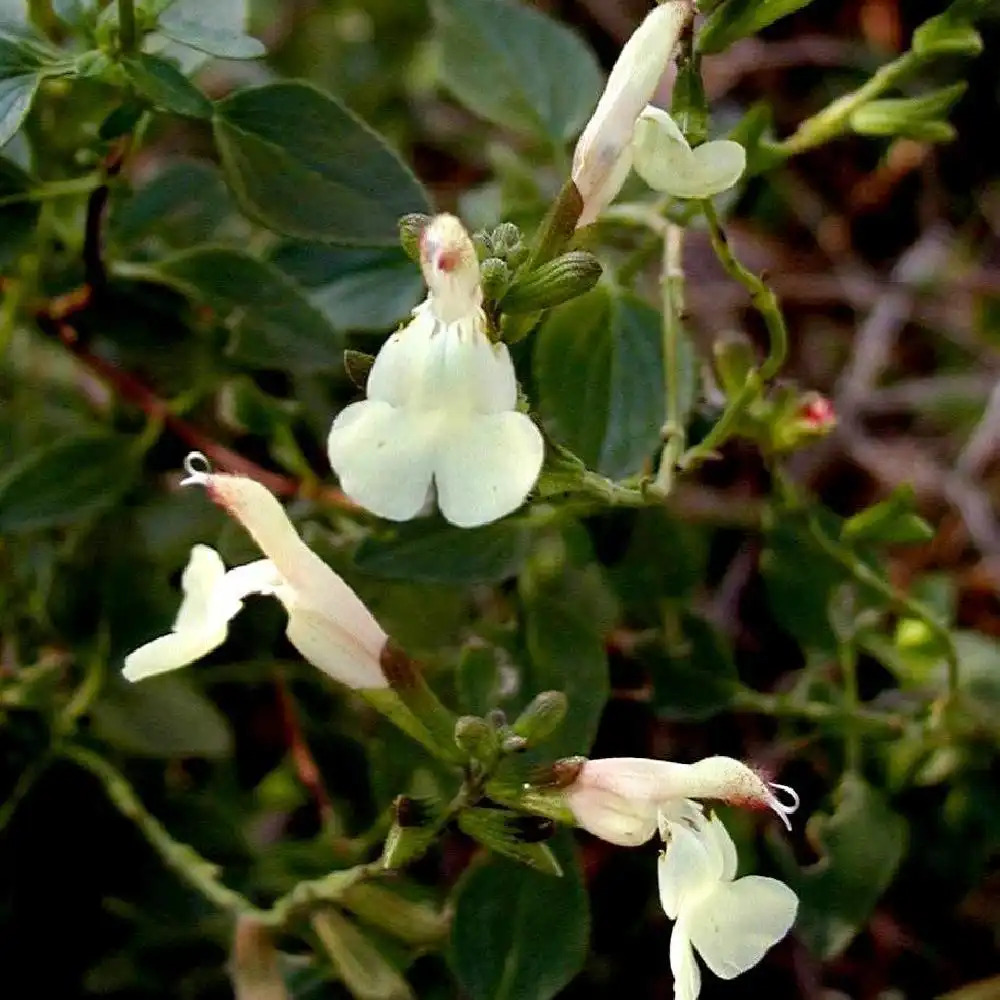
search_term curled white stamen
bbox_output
[766,782,800,830]
[181,451,212,486]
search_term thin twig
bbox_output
[36,315,357,510]
[275,675,335,832]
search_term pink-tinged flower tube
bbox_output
[563,756,799,846]
[123,454,389,691]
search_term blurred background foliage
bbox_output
[1,0,1000,998]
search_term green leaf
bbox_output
[90,676,233,758]
[518,529,613,757]
[430,0,602,143]
[913,12,983,56]
[450,835,588,1000]
[780,774,908,959]
[698,0,816,54]
[0,32,53,77]
[841,485,935,546]
[269,243,422,332]
[311,909,415,1000]
[111,160,232,248]
[354,519,533,584]
[849,83,967,142]
[0,73,38,148]
[158,6,265,59]
[534,286,666,479]
[213,82,430,245]
[0,434,137,532]
[150,246,342,370]
[0,156,38,266]
[121,54,212,119]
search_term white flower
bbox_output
[327,214,544,529]
[632,106,746,199]
[570,1,748,225]
[563,755,799,846]
[572,1,692,227]
[123,454,389,691]
[659,811,798,1000]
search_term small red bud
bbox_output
[800,394,836,429]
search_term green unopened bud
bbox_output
[457,807,563,875]
[344,349,376,391]
[399,213,432,262]
[454,715,498,760]
[713,334,757,398]
[849,84,965,143]
[511,690,568,745]
[472,230,493,260]
[770,390,836,452]
[913,14,983,57]
[501,251,602,314]
[479,257,511,303]
[489,222,527,266]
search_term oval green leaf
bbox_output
[450,837,589,1000]
[151,246,342,370]
[430,0,602,143]
[0,434,137,533]
[213,81,430,245]
[534,286,667,479]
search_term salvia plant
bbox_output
[0,0,997,997]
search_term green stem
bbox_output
[0,175,102,209]
[679,373,759,469]
[0,756,49,836]
[734,690,906,736]
[652,223,686,495]
[67,746,263,919]
[775,470,961,697]
[525,179,583,271]
[118,0,137,53]
[701,200,788,379]
[838,639,862,772]
[768,50,924,158]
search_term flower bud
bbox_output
[511,690,569,745]
[571,1,693,227]
[713,334,757,399]
[399,212,432,262]
[479,256,512,303]
[501,251,603,314]
[454,714,498,759]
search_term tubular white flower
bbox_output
[123,455,389,690]
[632,106,746,199]
[563,756,799,846]
[571,1,692,227]
[659,812,798,1000]
[327,214,543,529]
